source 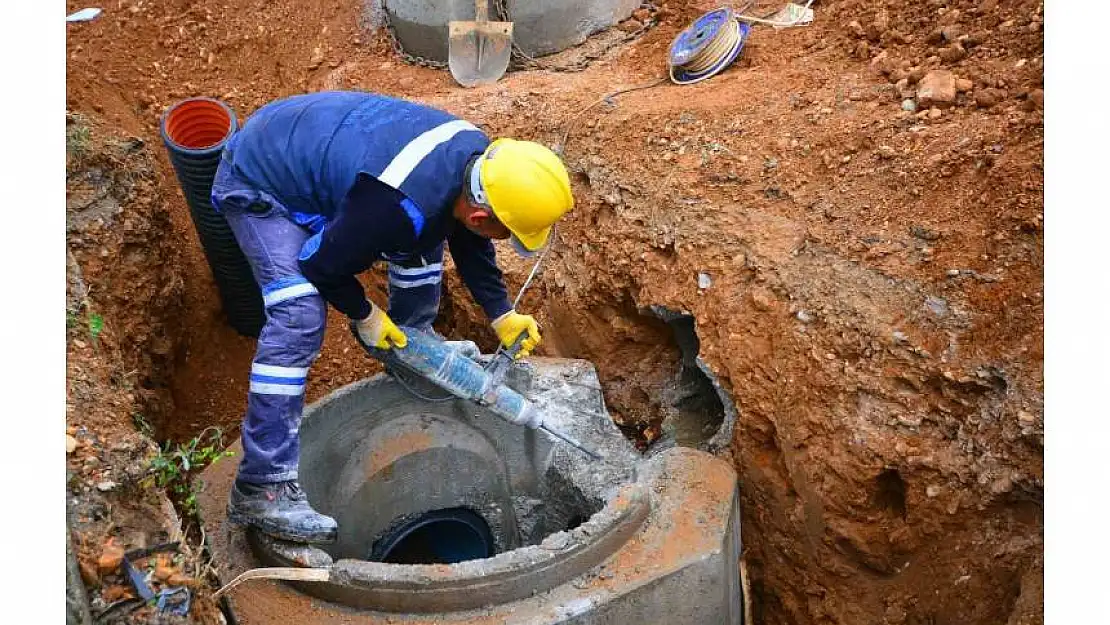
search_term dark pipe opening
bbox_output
[370,508,496,565]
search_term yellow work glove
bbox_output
[491,310,541,358]
[354,303,408,350]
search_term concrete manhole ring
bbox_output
[200,358,743,623]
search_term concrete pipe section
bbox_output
[199,357,743,623]
[380,0,641,62]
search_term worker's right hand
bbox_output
[352,303,408,350]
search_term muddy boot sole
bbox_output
[226,507,338,545]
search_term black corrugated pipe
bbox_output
[160,97,264,337]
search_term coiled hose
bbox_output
[667,7,751,85]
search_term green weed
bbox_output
[144,427,235,517]
[88,313,104,344]
[66,116,91,161]
[132,413,154,439]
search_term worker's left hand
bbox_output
[491,310,541,358]
[352,303,408,351]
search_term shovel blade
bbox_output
[448,21,513,87]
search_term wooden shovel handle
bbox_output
[475,0,488,23]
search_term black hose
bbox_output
[160,98,264,337]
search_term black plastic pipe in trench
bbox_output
[160,97,264,337]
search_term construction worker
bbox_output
[209,91,574,544]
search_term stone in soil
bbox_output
[939,44,967,63]
[66,434,78,454]
[154,554,177,581]
[102,585,131,602]
[1028,89,1044,109]
[917,70,957,108]
[975,88,1005,108]
[79,559,100,587]
[97,540,124,575]
[167,573,195,587]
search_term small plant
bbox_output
[88,313,104,344]
[66,115,92,161]
[132,413,154,439]
[144,427,235,517]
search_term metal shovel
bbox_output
[448,0,513,87]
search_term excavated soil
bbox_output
[66,0,1043,623]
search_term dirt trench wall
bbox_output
[518,134,1042,625]
[67,113,185,430]
[66,113,230,623]
[432,2,1045,621]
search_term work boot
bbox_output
[226,480,338,544]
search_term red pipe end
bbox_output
[163,98,234,150]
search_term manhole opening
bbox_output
[348,450,605,562]
[370,507,496,564]
[297,367,626,564]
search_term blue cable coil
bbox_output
[668,8,752,85]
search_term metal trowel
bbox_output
[448,0,513,87]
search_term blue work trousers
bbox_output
[212,165,443,484]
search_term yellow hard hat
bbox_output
[471,138,573,254]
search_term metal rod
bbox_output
[540,423,604,461]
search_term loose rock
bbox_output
[870,9,890,41]
[307,47,324,70]
[917,70,957,107]
[941,25,963,42]
[66,434,78,454]
[102,585,130,602]
[975,88,1004,108]
[154,555,177,581]
[939,44,967,64]
[1028,88,1044,109]
[78,558,99,589]
[750,289,774,312]
[924,296,949,318]
[955,78,974,92]
[167,573,196,587]
[97,541,124,575]
[617,19,642,33]
[989,476,1014,495]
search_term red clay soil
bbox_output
[66,0,1043,623]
